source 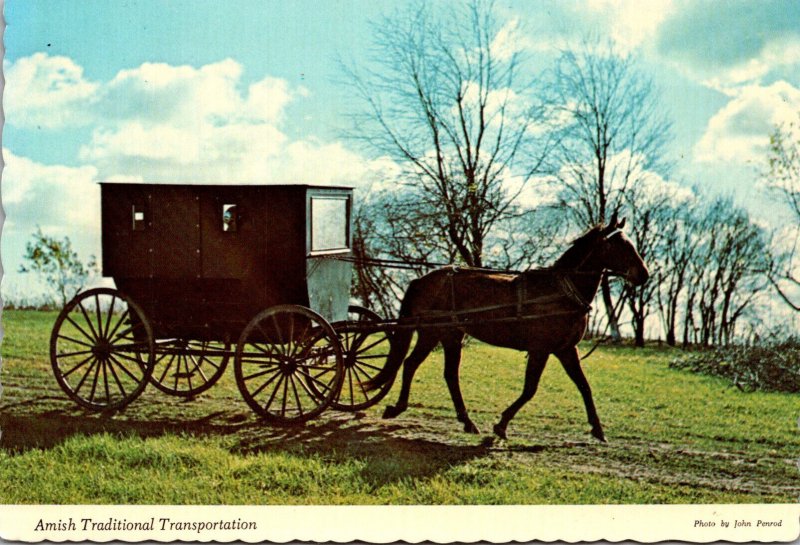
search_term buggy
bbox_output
[50,183,393,423]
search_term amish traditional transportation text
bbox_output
[49,183,648,438]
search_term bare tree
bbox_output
[655,200,700,346]
[618,179,678,347]
[682,197,770,346]
[344,0,552,270]
[549,38,673,341]
[763,114,800,310]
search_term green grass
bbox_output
[1,309,798,504]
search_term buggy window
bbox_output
[132,204,146,231]
[310,196,349,252]
[222,203,238,232]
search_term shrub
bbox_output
[670,340,800,393]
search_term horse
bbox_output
[364,214,649,442]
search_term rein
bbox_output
[325,254,606,278]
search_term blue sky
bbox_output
[4,0,800,301]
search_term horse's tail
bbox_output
[363,279,419,391]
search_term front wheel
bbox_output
[234,305,344,424]
[330,305,394,411]
[50,288,155,411]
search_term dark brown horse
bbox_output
[364,215,649,442]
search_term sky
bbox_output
[4,0,800,302]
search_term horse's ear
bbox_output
[618,217,626,229]
[608,211,618,227]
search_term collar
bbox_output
[557,274,593,312]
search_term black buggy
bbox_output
[50,183,393,424]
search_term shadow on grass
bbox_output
[0,395,511,489]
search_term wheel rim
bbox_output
[234,305,344,424]
[331,306,394,411]
[150,339,229,397]
[50,288,154,411]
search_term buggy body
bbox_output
[100,182,353,341]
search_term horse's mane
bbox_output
[551,225,605,270]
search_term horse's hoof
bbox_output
[591,427,607,443]
[492,423,507,440]
[463,421,480,434]
[382,405,401,419]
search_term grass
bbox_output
[1,309,798,504]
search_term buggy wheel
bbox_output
[50,288,155,411]
[234,305,344,424]
[150,339,230,397]
[330,305,394,411]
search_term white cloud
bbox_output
[5,53,98,128]
[694,81,800,164]
[99,60,243,124]
[584,0,675,53]
[6,53,395,189]
[2,148,101,235]
[490,18,545,60]
[244,77,297,123]
[701,37,800,94]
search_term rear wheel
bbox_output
[150,339,230,397]
[234,305,344,424]
[330,305,394,411]
[50,288,154,411]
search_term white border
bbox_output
[0,504,798,543]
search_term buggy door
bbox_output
[150,186,201,278]
[197,187,267,329]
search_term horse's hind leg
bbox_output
[442,334,479,434]
[382,332,439,420]
[493,351,548,439]
[554,346,605,442]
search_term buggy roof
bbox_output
[99,181,353,190]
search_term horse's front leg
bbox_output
[383,332,438,419]
[442,335,478,434]
[493,351,548,439]
[554,346,606,442]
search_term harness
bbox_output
[441,228,628,322]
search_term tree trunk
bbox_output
[634,320,646,347]
[601,277,622,343]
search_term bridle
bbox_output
[572,228,626,277]
[556,228,638,310]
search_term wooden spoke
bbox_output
[105,357,128,399]
[57,334,95,349]
[62,354,95,379]
[103,295,116,341]
[108,354,140,382]
[74,358,99,394]
[157,353,178,384]
[77,301,101,341]
[64,315,97,345]
[248,368,283,399]
[243,365,281,382]
[105,308,130,342]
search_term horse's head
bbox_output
[585,213,649,286]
